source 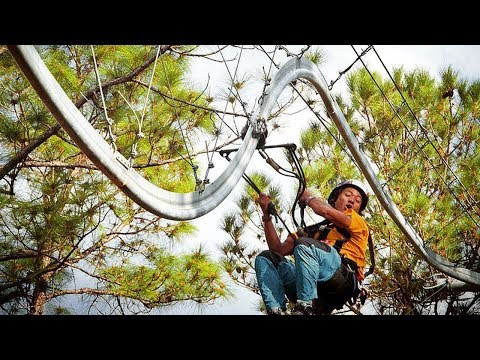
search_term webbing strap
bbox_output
[301,219,351,252]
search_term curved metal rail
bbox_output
[8,45,259,221]
[9,46,480,288]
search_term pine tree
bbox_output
[0,45,230,314]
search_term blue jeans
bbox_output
[254,238,341,311]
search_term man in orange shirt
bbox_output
[255,179,370,315]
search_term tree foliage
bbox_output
[0,45,230,314]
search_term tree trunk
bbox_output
[29,253,51,315]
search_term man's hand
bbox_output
[256,193,271,214]
[299,188,312,205]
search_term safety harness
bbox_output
[296,219,371,313]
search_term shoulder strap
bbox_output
[298,219,330,239]
[333,227,351,252]
[364,233,375,278]
[299,220,352,253]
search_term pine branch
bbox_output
[0,290,22,305]
[0,45,174,182]
[133,79,247,118]
[169,45,233,62]
[0,250,38,262]
[0,123,62,181]
[18,160,97,170]
[14,134,239,170]
[45,287,113,300]
[79,217,132,259]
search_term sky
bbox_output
[165,45,480,315]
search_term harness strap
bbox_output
[301,219,351,252]
[333,227,351,252]
[315,259,357,313]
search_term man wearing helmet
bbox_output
[255,179,370,315]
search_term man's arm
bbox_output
[262,214,295,256]
[300,189,352,230]
[257,193,294,256]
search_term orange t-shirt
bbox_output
[294,208,369,282]
[324,208,369,282]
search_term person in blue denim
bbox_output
[255,179,370,315]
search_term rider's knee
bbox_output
[255,250,287,268]
[294,236,331,252]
